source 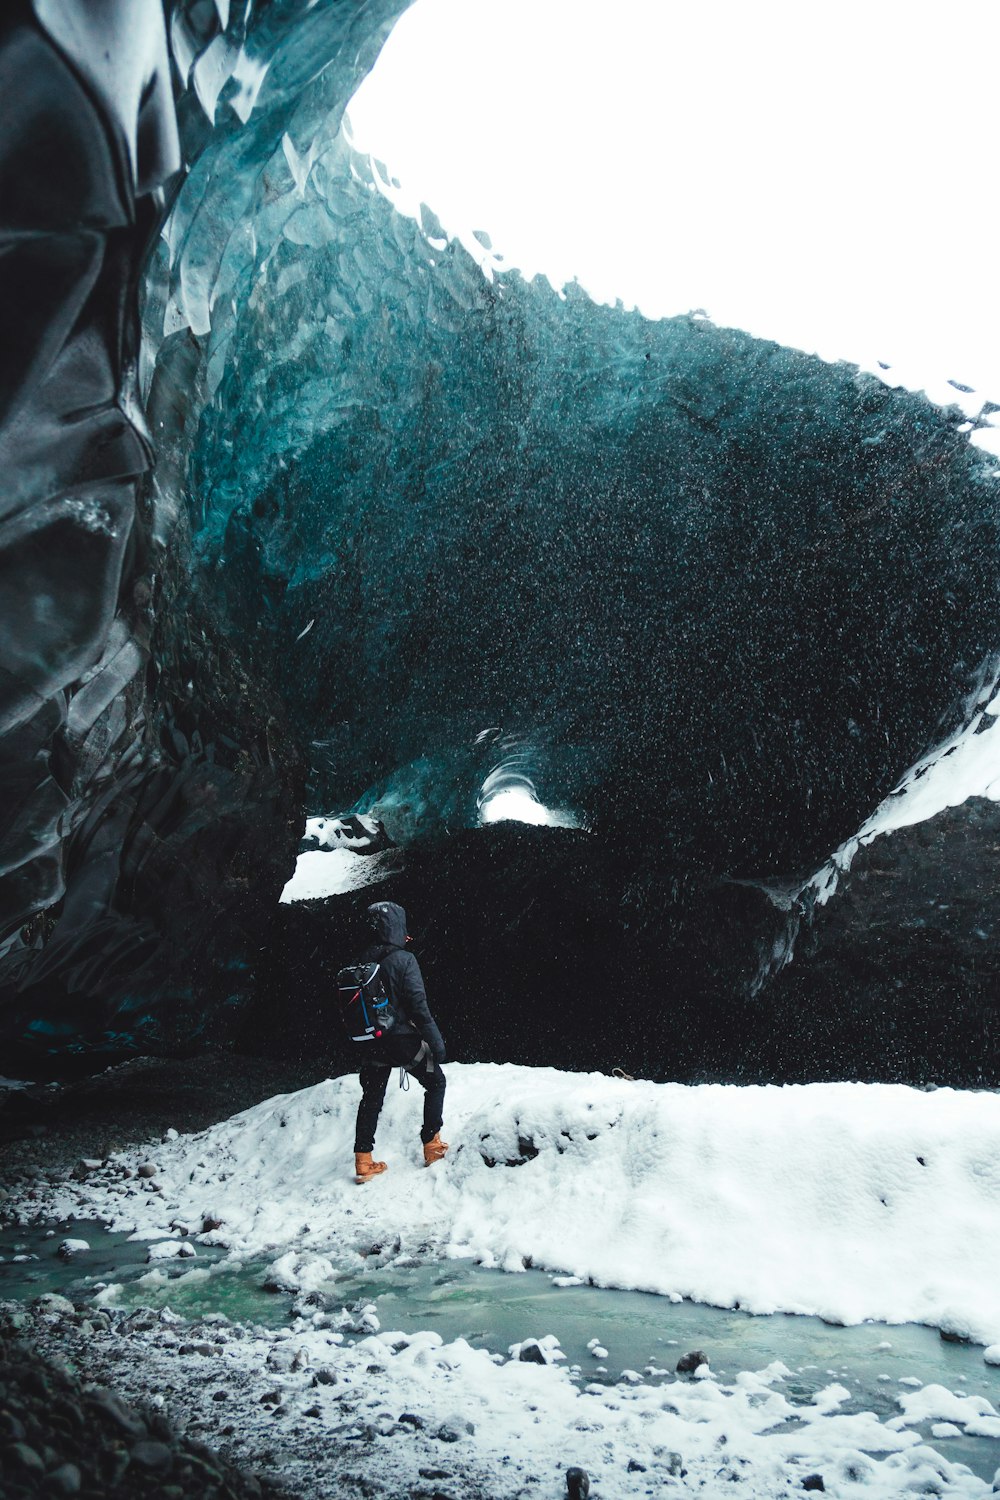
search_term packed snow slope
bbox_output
[66,1064,1000,1348]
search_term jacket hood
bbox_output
[367,900,408,947]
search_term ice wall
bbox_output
[0,1,322,1064]
[161,103,1000,878]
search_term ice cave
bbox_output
[2,3,1000,1498]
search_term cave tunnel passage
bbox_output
[3,0,1000,1070]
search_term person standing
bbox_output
[353,901,448,1183]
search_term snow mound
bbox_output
[53,1065,1000,1344]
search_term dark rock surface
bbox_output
[246,825,798,1084]
[0,1054,321,1189]
[0,1317,289,1500]
[6,1296,512,1500]
[765,798,1000,1085]
[565,1466,590,1499]
[248,810,1000,1086]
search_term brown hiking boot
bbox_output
[422,1133,449,1166]
[354,1152,388,1184]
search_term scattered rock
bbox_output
[72,1159,103,1179]
[802,1477,825,1492]
[627,1457,647,1472]
[434,1418,473,1443]
[43,1461,82,1494]
[518,1341,547,1364]
[334,1301,380,1335]
[146,1241,196,1262]
[566,1466,590,1499]
[57,1239,90,1258]
[130,1439,173,1471]
[32,1293,76,1318]
[6,1441,44,1473]
[265,1346,296,1373]
[137,1163,157,1179]
[398,1411,425,1429]
[676,1348,709,1374]
[511,1334,564,1365]
[0,1411,26,1442]
[85,1388,148,1440]
[0,1311,283,1500]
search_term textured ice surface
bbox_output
[156,115,1000,882]
[348,0,1000,440]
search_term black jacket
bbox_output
[362,901,445,1062]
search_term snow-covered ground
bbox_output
[20,1064,1000,1497]
[28,1295,997,1500]
[35,1066,1000,1347]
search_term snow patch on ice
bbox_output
[264,1252,337,1294]
[810,659,1000,906]
[279,847,394,902]
[146,1241,196,1262]
[898,1384,999,1429]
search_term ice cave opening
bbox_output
[2,0,1000,1082]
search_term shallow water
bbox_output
[4,1219,1000,1481]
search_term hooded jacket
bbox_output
[361,901,445,1062]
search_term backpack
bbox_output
[336,961,398,1043]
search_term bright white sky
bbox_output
[346,0,1000,450]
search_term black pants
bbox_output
[354,1033,446,1153]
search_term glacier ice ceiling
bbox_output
[2,0,1000,1078]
